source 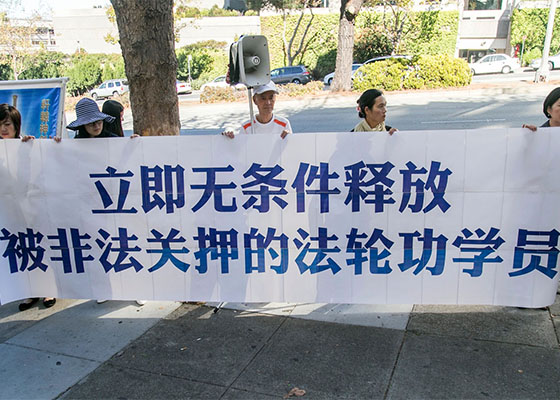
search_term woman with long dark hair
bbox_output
[67,98,117,138]
[102,99,125,137]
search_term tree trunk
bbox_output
[110,0,180,136]
[331,0,363,92]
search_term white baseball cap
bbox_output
[253,81,278,95]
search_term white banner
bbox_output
[0,130,559,307]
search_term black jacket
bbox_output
[74,129,118,139]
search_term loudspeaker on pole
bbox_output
[229,35,270,88]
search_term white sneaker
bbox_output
[96,300,108,304]
[135,300,146,306]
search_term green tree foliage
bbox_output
[355,9,458,56]
[510,8,560,59]
[19,51,66,80]
[522,47,541,67]
[0,62,11,80]
[100,54,126,81]
[261,13,339,77]
[403,11,458,56]
[176,41,229,89]
[314,49,338,78]
[249,0,330,70]
[376,0,415,54]
[353,26,393,62]
[65,55,102,96]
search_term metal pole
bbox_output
[535,0,558,82]
[520,36,525,67]
[247,87,255,135]
[187,54,192,84]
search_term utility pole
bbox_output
[455,0,465,58]
[187,54,192,85]
[535,0,558,82]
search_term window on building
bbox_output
[466,0,502,10]
[459,49,502,63]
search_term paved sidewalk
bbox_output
[1,294,558,399]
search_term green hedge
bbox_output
[260,13,340,78]
[353,59,412,91]
[353,55,470,92]
[261,10,459,79]
[413,54,471,88]
[510,8,560,65]
[403,11,459,56]
[66,55,103,96]
[355,10,458,57]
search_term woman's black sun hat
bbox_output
[67,98,115,130]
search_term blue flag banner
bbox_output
[0,78,67,138]
[0,130,558,307]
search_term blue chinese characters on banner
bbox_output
[1,159,558,281]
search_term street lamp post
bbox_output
[520,35,526,67]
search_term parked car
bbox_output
[323,63,363,86]
[363,55,412,65]
[469,54,519,75]
[270,65,311,84]
[90,79,128,100]
[176,80,192,94]
[200,76,245,91]
[530,53,560,71]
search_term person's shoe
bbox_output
[18,298,39,311]
[135,300,146,306]
[42,298,56,308]
[96,300,108,304]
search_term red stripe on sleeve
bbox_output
[273,119,287,128]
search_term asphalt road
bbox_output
[117,73,559,136]
[171,87,552,136]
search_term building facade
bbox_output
[45,2,548,61]
[456,0,517,63]
[51,7,259,54]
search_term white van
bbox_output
[90,79,129,100]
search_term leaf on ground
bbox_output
[284,387,306,398]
